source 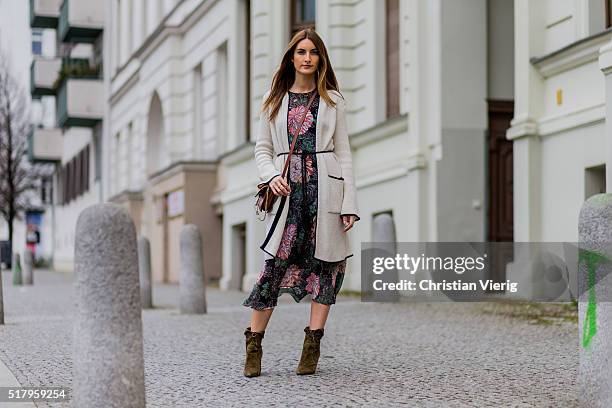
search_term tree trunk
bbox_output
[7,213,13,263]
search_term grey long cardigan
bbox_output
[254,89,360,262]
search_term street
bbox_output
[0,270,577,407]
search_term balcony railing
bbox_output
[30,57,61,98]
[30,0,62,29]
[58,0,104,43]
[53,58,101,88]
[27,127,62,163]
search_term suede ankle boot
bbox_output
[244,326,265,377]
[296,326,324,375]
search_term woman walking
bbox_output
[242,28,360,377]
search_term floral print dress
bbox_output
[243,90,346,310]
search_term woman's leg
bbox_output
[309,300,330,330]
[250,308,274,332]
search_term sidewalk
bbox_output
[0,269,577,407]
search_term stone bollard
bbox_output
[73,204,146,408]
[12,253,21,285]
[22,249,34,285]
[369,213,399,301]
[578,193,612,406]
[137,236,153,309]
[179,224,207,314]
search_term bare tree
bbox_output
[0,54,49,260]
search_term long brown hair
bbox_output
[262,28,343,122]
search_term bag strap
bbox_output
[279,90,318,179]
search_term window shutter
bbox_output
[76,153,82,197]
[386,0,400,118]
[84,145,90,192]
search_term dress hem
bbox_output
[242,287,338,311]
[259,245,353,263]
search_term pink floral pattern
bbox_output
[277,224,297,260]
[256,270,265,285]
[288,105,314,136]
[305,155,315,179]
[280,264,301,287]
[289,154,302,183]
[306,273,320,298]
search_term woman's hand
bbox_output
[341,215,356,232]
[270,175,291,196]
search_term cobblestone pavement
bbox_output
[0,269,577,407]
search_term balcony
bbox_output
[30,0,62,29]
[30,57,61,98]
[55,59,103,128]
[56,77,103,128]
[58,0,104,43]
[28,127,62,163]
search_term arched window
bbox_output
[146,92,166,175]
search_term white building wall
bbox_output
[109,0,242,188]
[488,0,514,100]
[510,0,611,244]
[54,127,102,271]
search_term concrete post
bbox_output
[372,213,397,244]
[22,249,34,285]
[12,253,21,285]
[138,236,153,309]
[73,204,146,407]
[370,213,399,302]
[578,193,612,406]
[180,224,207,314]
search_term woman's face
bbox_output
[291,38,319,76]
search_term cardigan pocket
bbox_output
[327,175,344,214]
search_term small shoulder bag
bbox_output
[255,90,318,220]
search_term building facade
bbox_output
[29,0,105,271]
[511,0,612,243]
[16,0,612,300]
[104,0,521,293]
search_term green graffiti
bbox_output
[578,248,611,349]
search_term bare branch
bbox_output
[0,49,44,257]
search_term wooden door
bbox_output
[487,100,514,242]
[487,100,514,288]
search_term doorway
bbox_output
[487,100,514,242]
[486,100,514,288]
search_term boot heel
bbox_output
[296,326,324,375]
[244,326,265,377]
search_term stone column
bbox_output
[12,253,21,285]
[73,204,146,408]
[180,224,207,314]
[22,249,34,285]
[138,236,153,309]
[578,193,612,406]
